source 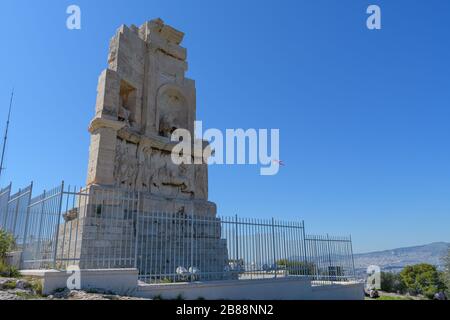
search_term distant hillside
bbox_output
[354,242,450,275]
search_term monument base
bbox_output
[20,269,364,300]
[56,185,226,281]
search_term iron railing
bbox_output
[0,182,356,285]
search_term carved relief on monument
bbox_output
[157,85,189,138]
[118,80,138,129]
[135,145,152,192]
[114,139,138,189]
[113,138,199,199]
[150,152,195,199]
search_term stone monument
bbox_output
[57,20,228,279]
[87,18,214,216]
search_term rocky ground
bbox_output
[0,277,149,300]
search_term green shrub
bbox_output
[15,291,41,300]
[400,264,446,299]
[444,249,450,296]
[0,229,16,260]
[381,272,406,293]
[0,260,21,278]
[276,259,317,276]
[29,278,43,296]
[161,278,173,284]
[2,280,17,290]
[376,295,414,301]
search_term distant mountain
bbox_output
[354,242,450,276]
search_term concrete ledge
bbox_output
[136,277,364,300]
[311,282,365,300]
[17,269,364,300]
[20,268,139,296]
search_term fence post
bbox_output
[271,218,277,279]
[326,234,334,282]
[134,191,140,269]
[1,182,12,227]
[301,220,308,276]
[190,213,194,278]
[34,190,46,269]
[11,188,22,235]
[349,235,356,279]
[52,181,65,269]
[235,215,239,265]
[20,182,33,269]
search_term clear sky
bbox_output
[0,0,449,253]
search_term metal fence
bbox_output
[0,182,356,285]
[305,235,356,284]
[0,182,33,245]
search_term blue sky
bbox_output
[0,0,449,253]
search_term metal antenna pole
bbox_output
[0,89,14,180]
